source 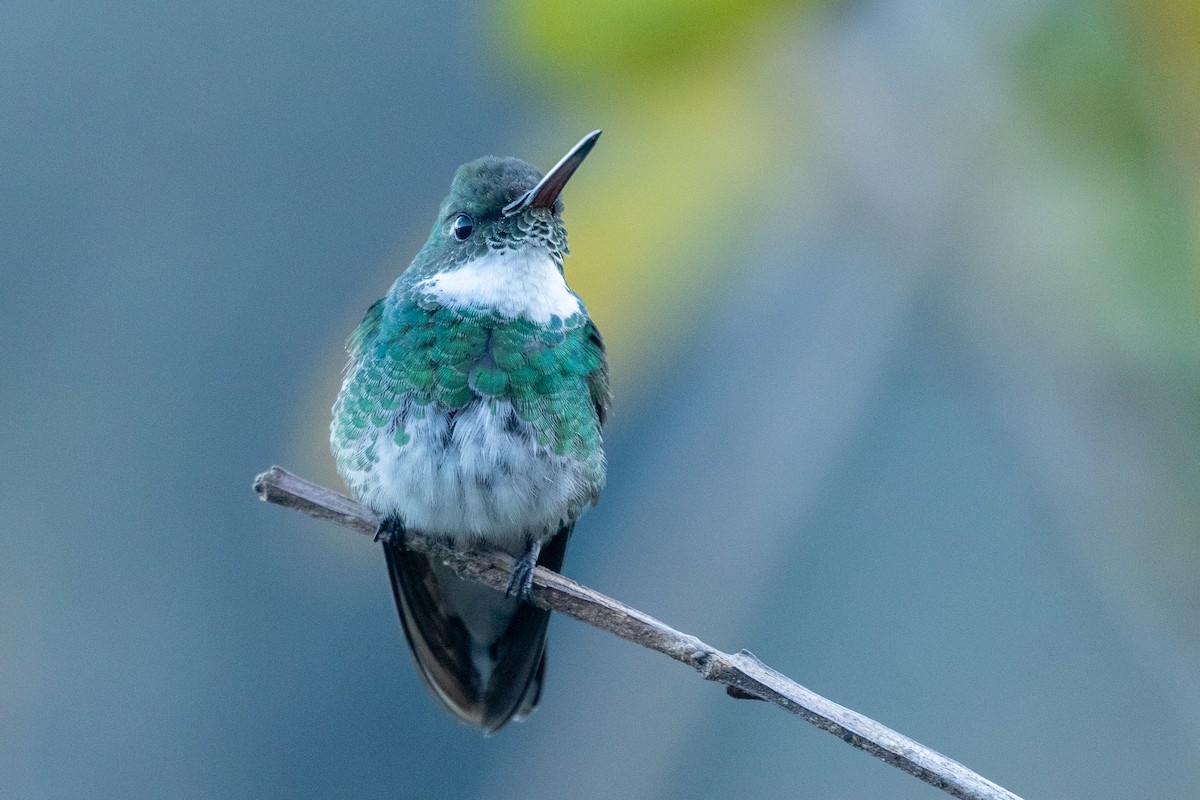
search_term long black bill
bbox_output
[502,129,601,217]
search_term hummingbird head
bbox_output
[405,131,601,279]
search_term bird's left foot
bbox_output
[505,541,542,601]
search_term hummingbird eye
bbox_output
[450,213,474,241]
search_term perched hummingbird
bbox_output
[331,131,609,733]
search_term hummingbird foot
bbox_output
[504,540,543,601]
[375,515,408,549]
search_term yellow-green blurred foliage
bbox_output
[492,0,1200,414]
[1015,1,1199,364]
[503,0,805,82]
[1129,0,1200,273]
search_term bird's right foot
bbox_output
[375,516,407,549]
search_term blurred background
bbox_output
[3,0,1198,797]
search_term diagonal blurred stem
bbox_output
[253,465,1024,800]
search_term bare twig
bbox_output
[253,466,1025,800]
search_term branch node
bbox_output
[726,685,768,701]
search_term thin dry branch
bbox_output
[253,466,1025,800]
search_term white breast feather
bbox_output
[415,246,581,323]
[336,401,590,549]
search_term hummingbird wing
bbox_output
[583,320,611,430]
[383,523,573,733]
[489,522,572,724]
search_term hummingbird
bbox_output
[330,131,609,733]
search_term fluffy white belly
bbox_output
[339,399,585,549]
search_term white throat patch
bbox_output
[415,247,582,323]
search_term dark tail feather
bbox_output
[383,524,572,733]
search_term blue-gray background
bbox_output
[4,1,1199,798]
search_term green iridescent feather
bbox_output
[333,295,608,493]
